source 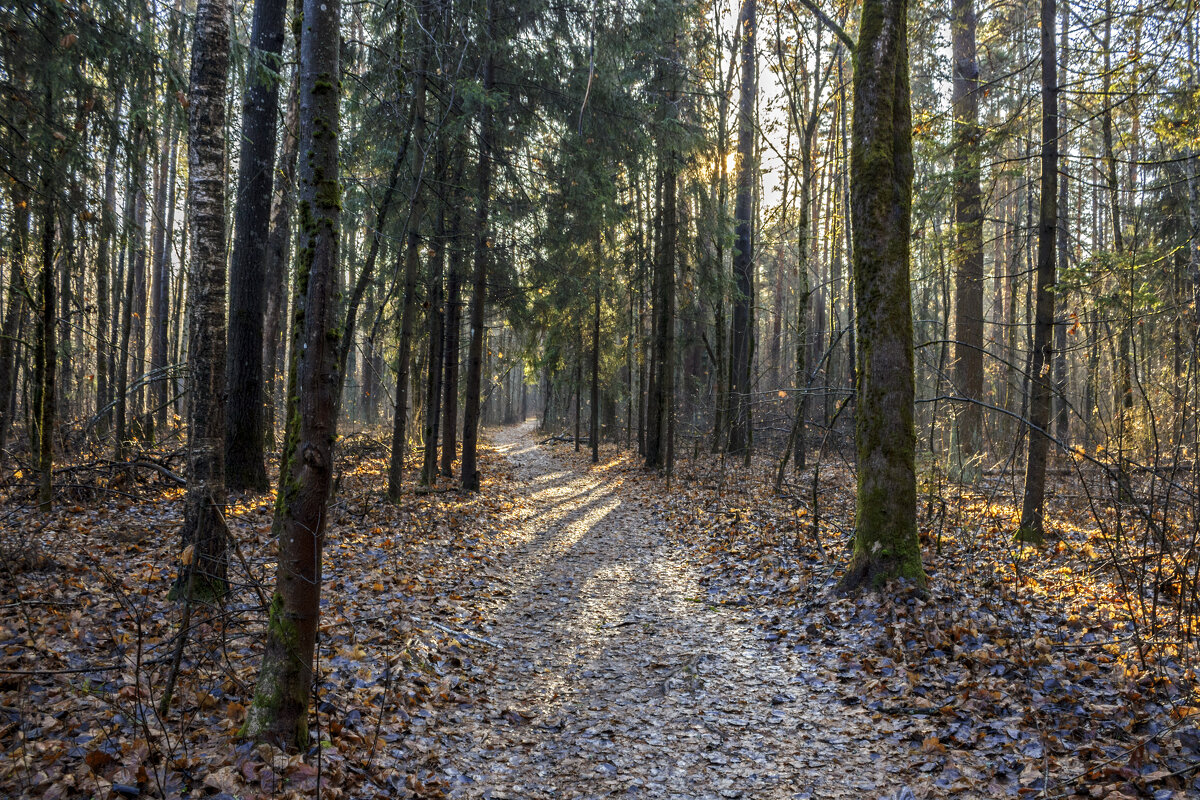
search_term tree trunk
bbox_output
[336,113,416,412]
[387,12,432,499]
[35,138,56,513]
[1053,0,1071,447]
[837,0,925,592]
[178,0,232,598]
[263,67,300,450]
[440,193,464,477]
[131,136,149,430]
[591,280,600,464]
[151,114,178,437]
[460,0,494,493]
[226,0,288,491]
[421,169,446,486]
[950,0,984,482]
[726,0,756,456]
[0,154,31,463]
[574,326,582,450]
[244,0,341,748]
[1016,0,1058,545]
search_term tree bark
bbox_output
[387,10,432,499]
[1016,0,1058,545]
[0,126,31,462]
[263,66,300,450]
[460,0,495,493]
[151,114,179,437]
[35,127,56,513]
[178,0,232,598]
[591,279,600,464]
[421,178,446,486]
[950,0,984,482]
[226,0,288,491]
[726,0,756,457]
[440,191,464,477]
[244,0,341,748]
[836,0,925,592]
[1053,0,1070,447]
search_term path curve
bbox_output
[433,421,908,799]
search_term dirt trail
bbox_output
[433,421,908,799]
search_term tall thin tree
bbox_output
[1016,0,1058,544]
[950,0,984,482]
[225,0,289,491]
[726,0,757,457]
[244,0,342,748]
[178,0,232,597]
[460,0,496,493]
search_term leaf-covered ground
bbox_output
[1,422,1198,798]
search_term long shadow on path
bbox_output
[432,422,909,800]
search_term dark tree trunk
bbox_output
[335,100,419,413]
[0,158,31,463]
[262,67,300,449]
[837,0,925,592]
[1053,0,1071,447]
[950,0,984,482]
[35,140,56,513]
[178,0,231,598]
[113,202,137,460]
[131,137,149,429]
[225,0,288,492]
[591,280,600,464]
[151,115,178,436]
[421,153,448,486]
[387,11,432,499]
[726,0,756,457]
[244,0,341,749]
[440,201,463,477]
[460,0,495,493]
[1016,0,1058,544]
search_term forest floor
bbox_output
[1,420,1199,799]
[424,420,908,799]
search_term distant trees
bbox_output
[0,0,1198,692]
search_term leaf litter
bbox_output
[1,422,1197,798]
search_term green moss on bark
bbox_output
[241,592,309,746]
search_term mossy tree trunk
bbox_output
[837,0,926,592]
[225,0,288,492]
[179,0,232,598]
[726,0,756,457]
[950,0,984,483]
[244,0,341,749]
[1016,0,1058,545]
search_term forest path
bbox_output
[433,421,908,799]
